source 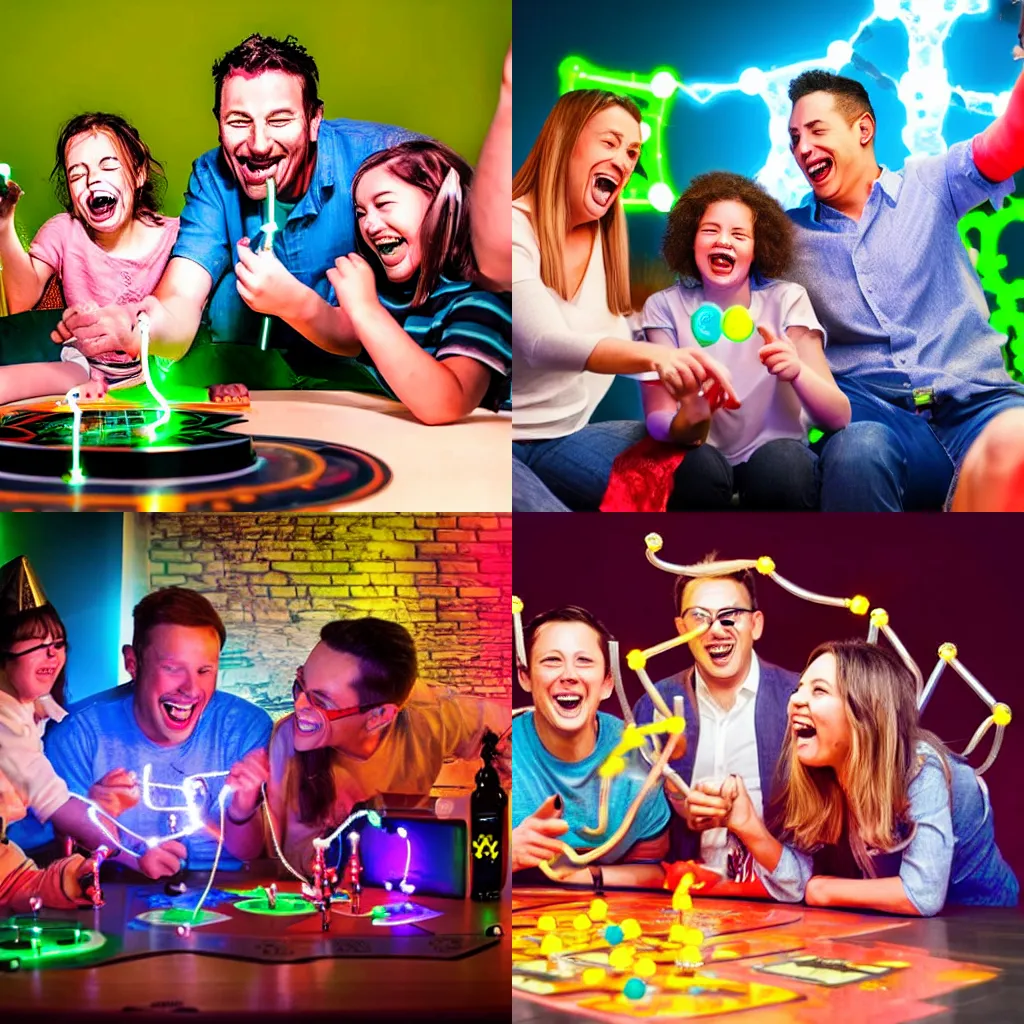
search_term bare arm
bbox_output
[471,46,512,290]
[783,326,851,430]
[641,327,713,444]
[554,831,669,888]
[0,182,57,312]
[804,875,920,915]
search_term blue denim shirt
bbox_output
[171,118,415,377]
[787,140,1024,403]
[759,743,1019,914]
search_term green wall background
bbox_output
[0,0,511,243]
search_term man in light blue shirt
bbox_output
[41,587,271,871]
[55,34,415,386]
[784,70,1024,511]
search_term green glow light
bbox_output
[135,908,228,928]
[63,387,86,485]
[234,894,315,917]
[138,313,172,442]
[259,176,278,353]
[0,918,105,968]
[559,56,678,212]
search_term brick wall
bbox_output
[145,514,511,718]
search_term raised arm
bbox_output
[471,46,513,290]
[973,66,1024,182]
[0,185,63,313]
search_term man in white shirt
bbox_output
[632,562,797,874]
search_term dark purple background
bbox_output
[513,513,1024,886]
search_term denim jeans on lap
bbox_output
[512,420,647,511]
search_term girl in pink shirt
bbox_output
[0,113,178,404]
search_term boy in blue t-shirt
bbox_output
[512,606,669,888]
[39,588,271,871]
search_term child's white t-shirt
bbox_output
[641,279,825,465]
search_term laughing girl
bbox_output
[720,640,1018,915]
[321,139,511,425]
[0,113,177,404]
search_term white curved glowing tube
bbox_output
[64,387,85,484]
[189,783,234,927]
[137,312,171,441]
[383,826,415,895]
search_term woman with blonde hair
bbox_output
[512,90,737,510]
[718,639,1017,915]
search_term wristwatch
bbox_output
[589,864,605,894]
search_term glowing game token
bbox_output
[537,915,557,933]
[690,303,722,346]
[589,898,608,921]
[623,977,647,1000]
[608,945,635,970]
[582,967,607,987]
[604,924,624,945]
[620,918,642,941]
[849,594,870,615]
[721,304,755,341]
[511,596,523,614]
[756,555,776,574]
[994,703,1012,727]
[684,927,704,946]
[573,914,591,932]
[668,923,687,944]
[634,957,657,978]
[539,933,563,956]
[679,944,703,965]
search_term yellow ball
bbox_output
[645,533,663,552]
[634,957,657,978]
[938,642,958,661]
[608,946,635,969]
[621,918,642,941]
[870,608,889,627]
[582,967,607,987]
[755,556,775,575]
[573,914,592,932]
[849,595,869,616]
[679,945,703,965]
[599,754,627,779]
[511,595,523,615]
[993,703,1013,727]
[721,304,755,342]
[540,934,563,955]
[589,898,609,921]
[668,924,687,944]
[626,650,647,671]
[684,927,705,946]
[537,915,557,933]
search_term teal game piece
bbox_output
[623,977,647,1000]
[690,303,722,347]
[604,924,624,945]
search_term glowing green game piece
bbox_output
[690,303,722,347]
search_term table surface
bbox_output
[512,887,1024,1024]
[2,871,511,1022]
[236,391,510,511]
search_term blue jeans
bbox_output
[817,378,1024,511]
[512,420,647,511]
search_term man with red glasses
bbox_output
[224,617,510,871]
[633,561,797,877]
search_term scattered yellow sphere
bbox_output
[668,924,687,944]
[511,595,523,615]
[938,642,958,661]
[634,957,657,978]
[679,944,703,965]
[684,927,705,946]
[599,754,627,779]
[608,946,635,970]
[621,918,642,941]
[589,898,609,921]
[537,915,557,933]
[721,304,755,342]
[645,533,663,552]
[540,933,563,955]
[626,650,647,671]
[993,703,1013,727]
[849,595,870,616]
[755,556,775,575]
[712,948,740,960]
[870,608,889,627]
[573,914,592,932]
[582,967,607,987]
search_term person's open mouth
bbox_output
[806,157,834,187]
[85,189,119,224]
[590,171,620,208]
[791,715,817,741]
[704,642,735,667]
[552,692,585,719]
[237,156,284,188]
[159,696,201,731]
[707,252,736,277]
[295,713,323,735]
[369,232,408,268]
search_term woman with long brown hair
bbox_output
[719,639,1017,915]
[513,90,737,510]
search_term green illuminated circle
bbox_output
[0,918,105,968]
[136,908,229,928]
[234,895,315,917]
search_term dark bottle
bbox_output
[470,729,508,901]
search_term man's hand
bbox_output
[0,179,23,227]
[676,779,732,832]
[653,347,740,406]
[52,302,137,359]
[720,774,758,834]
[137,840,188,880]
[87,768,140,818]
[235,239,306,318]
[224,749,270,820]
[326,253,381,320]
[511,794,569,871]
[758,326,802,382]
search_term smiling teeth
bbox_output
[808,159,830,177]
